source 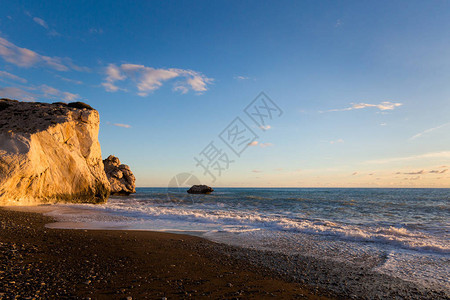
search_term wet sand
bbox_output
[0,208,333,299]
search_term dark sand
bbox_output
[0,208,334,299]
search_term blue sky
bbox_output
[1,0,449,187]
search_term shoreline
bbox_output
[0,207,334,299]
[1,207,448,299]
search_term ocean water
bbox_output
[43,187,449,292]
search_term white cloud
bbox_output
[0,70,27,83]
[113,123,131,128]
[259,142,273,148]
[409,122,450,140]
[1,84,81,102]
[330,138,344,144]
[55,75,82,85]
[40,84,80,102]
[33,17,48,29]
[102,63,212,96]
[102,64,126,92]
[0,36,87,71]
[0,86,36,101]
[234,75,250,80]
[25,12,60,36]
[259,125,271,130]
[248,141,273,148]
[365,151,450,164]
[324,101,403,113]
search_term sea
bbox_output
[42,187,449,293]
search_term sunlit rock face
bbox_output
[0,99,110,205]
[103,155,136,195]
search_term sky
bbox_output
[1,0,449,188]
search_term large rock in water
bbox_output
[187,185,214,194]
[0,99,110,205]
[103,155,136,195]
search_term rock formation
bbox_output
[103,155,136,195]
[0,99,110,205]
[187,185,214,194]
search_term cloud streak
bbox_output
[323,101,402,113]
[410,122,450,140]
[102,63,212,96]
[113,123,131,128]
[0,84,80,102]
[329,138,344,144]
[0,71,27,83]
[0,36,88,71]
[33,17,48,29]
[365,151,450,164]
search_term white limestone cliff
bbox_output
[0,99,110,205]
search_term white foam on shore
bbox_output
[33,200,449,254]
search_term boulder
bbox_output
[0,99,110,205]
[103,155,136,195]
[187,185,214,194]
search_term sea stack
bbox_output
[187,185,214,194]
[103,155,136,195]
[0,99,110,205]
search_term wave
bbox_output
[46,199,450,255]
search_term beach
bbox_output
[0,208,334,299]
[1,204,448,299]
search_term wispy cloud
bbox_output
[259,142,273,148]
[259,125,271,130]
[323,101,402,113]
[365,151,450,164]
[403,170,425,175]
[429,169,448,174]
[330,138,344,144]
[0,86,36,101]
[25,11,60,36]
[409,122,450,140]
[40,84,80,102]
[113,123,131,128]
[234,75,251,80]
[89,28,104,34]
[0,36,87,71]
[33,17,48,29]
[397,169,447,175]
[334,19,343,27]
[247,141,273,148]
[252,169,263,173]
[55,75,83,85]
[0,84,80,102]
[102,63,212,96]
[0,70,27,83]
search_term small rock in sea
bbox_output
[187,185,214,194]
